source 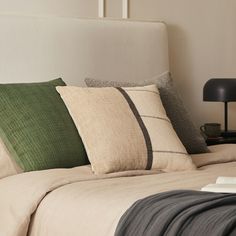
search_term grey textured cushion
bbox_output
[85,73,209,154]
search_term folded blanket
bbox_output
[115,190,236,236]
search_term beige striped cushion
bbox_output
[57,85,196,174]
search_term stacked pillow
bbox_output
[0,73,207,178]
[0,78,88,178]
[85,73,209,155]
[57,84,196,174]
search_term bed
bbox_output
[1,145,236,236]
[1,15,236,236]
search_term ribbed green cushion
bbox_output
[0,78,88,171]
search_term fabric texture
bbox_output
[0,138,22,179]
[57,84,195,174]
[0,78,88,172]
[192,144,236,167]
[85,73,209,154]
[115,190,236,236]
[1,158,236,236]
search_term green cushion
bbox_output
[0,78,88,171]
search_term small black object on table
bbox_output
[203,78,236,136]
[203,78,236,145]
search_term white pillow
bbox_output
[57,84,196,174]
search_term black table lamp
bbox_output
[203,78,236,137]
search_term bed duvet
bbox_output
[1,162,236,236]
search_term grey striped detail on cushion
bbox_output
[124,89,160,96]
[116,87,153,170]
[116,86,190,170]
[140,115,170,123]
[122,85,194,172]
[153,150,189,156]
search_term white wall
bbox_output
[0,0,98,18]
[129,0,236,130]
[0,0,236,129]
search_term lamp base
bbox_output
[221,131,236,137]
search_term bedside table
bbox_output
[206,136,236,146]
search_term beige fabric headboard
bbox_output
[0,15,169,85]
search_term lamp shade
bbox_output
[203,79,236,102]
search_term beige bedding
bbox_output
[0,145,236,236]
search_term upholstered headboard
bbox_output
[0,15,169,85]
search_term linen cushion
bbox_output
[57,84,196,174]
[85,73,209,154]
[0,78,88,172]
[0,138,22,179]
